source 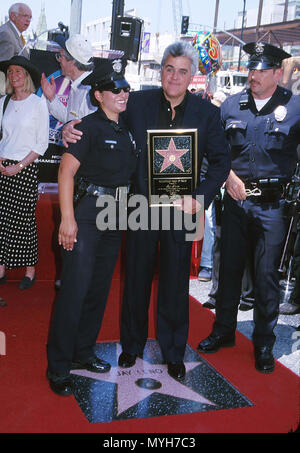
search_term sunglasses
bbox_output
[104,86,131,94]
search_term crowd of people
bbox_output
[0,3,299,397]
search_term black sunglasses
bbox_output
[104,86,131,94]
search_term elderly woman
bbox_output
[46,58,137,397]
[0,56,49,289]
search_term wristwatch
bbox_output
[18,162,24,169]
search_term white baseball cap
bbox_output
[55,34,93,65]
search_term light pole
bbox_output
[238,0,246,71]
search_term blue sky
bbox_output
[0,0,260,34]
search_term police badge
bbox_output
[274,105,287,122]
[112,59,122,73]
[255,43,264,56]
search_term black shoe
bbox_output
[47,371,73,396]
[167,362,186,379]
[0,274,7,285]
[197,332,235,353]
[254,346,275,374]
[19,275,36,290]
[118,352,137,368]
[202,297,216,309]
[71,356,111,373]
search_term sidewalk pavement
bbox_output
[189,279,300,376]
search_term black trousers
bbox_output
[290,229,300,303]
[47,196,123,376]
[213,194,288,347]
[120,226,193,363]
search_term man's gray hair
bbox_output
[62,49,95,72]
[161,41,199,76]
[9,3,29,16]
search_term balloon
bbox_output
[192,32,222,76]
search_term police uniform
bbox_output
[47,59,137,391]
[198,42,300,372]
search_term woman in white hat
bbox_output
[0,56,49,289]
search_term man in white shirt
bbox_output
[41,34,97,142]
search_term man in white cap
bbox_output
[41,34,97,130]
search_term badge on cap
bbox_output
[112,59,122,73]
[274,105,287,122]
[255,43,264,56]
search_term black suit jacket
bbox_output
[123,88,230,210]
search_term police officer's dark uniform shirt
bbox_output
[65,107,137,187]
[221,86,300,183]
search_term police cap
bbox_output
[82,57,129,90]
[243,42,291,70]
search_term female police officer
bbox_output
[46,58,137,396]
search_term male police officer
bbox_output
[197,42,300,373]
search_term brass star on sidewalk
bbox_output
[156,138,189,173]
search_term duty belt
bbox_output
[244,179,285,202]
[86,183,130,202]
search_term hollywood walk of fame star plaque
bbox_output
[147,129,198,206]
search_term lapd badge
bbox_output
[255,43,264,55]
[274,105,287,122]
[112,59,122,73]
[147,129,198,207]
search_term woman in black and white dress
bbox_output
[0,56,49,289]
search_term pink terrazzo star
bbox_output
[71,344,215,416]
[156,138,189,172]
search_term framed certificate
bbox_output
[147,129,198,206]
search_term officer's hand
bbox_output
[58,218,78,251]
[62,120,83,148]
[225,170,247,201]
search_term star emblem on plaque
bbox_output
[147,129,198,206]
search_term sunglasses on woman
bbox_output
[104,86,131,94]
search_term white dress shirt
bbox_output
[47,71,96,123]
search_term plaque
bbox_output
[147,129,198,206]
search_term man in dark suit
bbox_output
[117,41,230,379]
[62,41,230,380]
[0,3,32,95]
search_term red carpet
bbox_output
[0,280,299,434]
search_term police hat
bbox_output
[82,57,129,90]
[0,55,42,89]
[243,42,291,70]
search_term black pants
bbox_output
[120,226,193,363]
[47,196,123,376]
[213,194,288,347]
[290,229,300,303]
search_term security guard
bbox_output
[46,58,138,396]
[197,42,300,373]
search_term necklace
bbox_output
[11,99,24,113]
[11,95,29,113]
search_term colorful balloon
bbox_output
[192,32,222,76]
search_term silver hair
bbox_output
[161,41,199,76]
[9,3,30,16]
[62,49,94,72]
